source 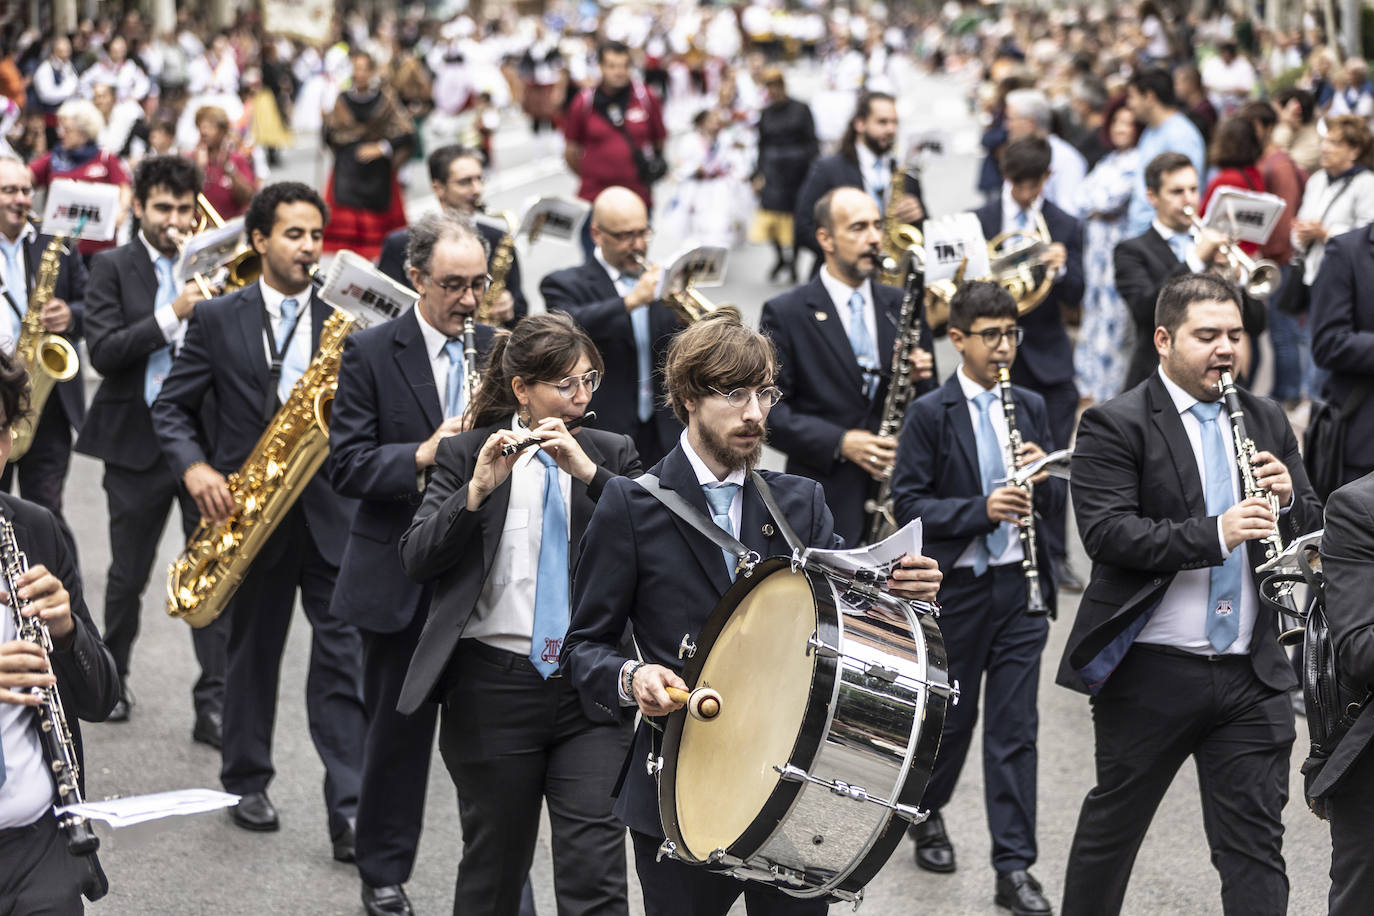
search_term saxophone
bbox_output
[878,162,923,286]
[1,517,108,900]
[9,230,80,460]
[476,210,517,324]
[167,298,358,628]
[997,363,1049,616]
[862,252,926,544]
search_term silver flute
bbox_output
[1,517,108,899]
[996,363,1049,616]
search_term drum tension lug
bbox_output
[806,632,841,659]
[863,663,899,683]
[646,753,664,776]
[894,804,930,825]
[678,635,696,660]
[735,550,762,578]
[829,887,863,911]
[774,763,808,784]
[655,840,677,863]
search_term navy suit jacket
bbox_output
[792,152,925,259]
[77,239,200,471]
[973,200,1084,388]
[541,259,684,459]
[396,422,640,715]
[150,282,355,565]
[561,445,841,836]
[1311,224,1374,471]
[890,372,1063,611]
[1059,373,1322,695]
[377,221,527,326]
[6,232,87,430]
[759,276,935,545]
[328,310,496,634]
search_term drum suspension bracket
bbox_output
[806,632,841,659]
[773,763,930,824]
[678,635,696,660]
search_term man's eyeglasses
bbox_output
[596,226,653,244]
[708,386,783,409]
[961,326,1024,348]
[430,274,492,298]
[539,370,601,398]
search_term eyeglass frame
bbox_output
[707,385,783,410]
[428,273,493,298]
[955,325,1025,348]
[594,224,654,244]
[536,369,602,399]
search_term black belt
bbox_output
[1134,643,1251,663]
[456,638,562,678]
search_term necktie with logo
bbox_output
[846,290,878,397]
[442,339,465,419]
[1,239,25,348]
[872,158,890,209]
[276,297,306,402]
[144,255,178,405]
[617,274,653,423]
[1168,233,1190,263]
[1189,401,1243,652]
[973,390,1011,576]
[530,449,569,677]
[702,483,742,582]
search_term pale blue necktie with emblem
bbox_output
[847,290,878,398]
[530,449,570,677]
[1168,233,1190,262]
[702,483,741,582]
[442,339,465,418]
[617,274,653,423]
[144,254,178,405]
[1,237,25,348]
[276,297,306,402]
[1189,401,1243,652]
[973,390,1011,576]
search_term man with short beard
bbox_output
[562,312,944,915]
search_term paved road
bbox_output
[68,64,1330,915]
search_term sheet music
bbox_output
[57,788,240,828]
[804,519,923,580]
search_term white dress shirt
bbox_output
[1001,183,1046,237]
[951,365,1024,569]
[413,305,459,414]
[818,264,878,360]
[1135,367,1256,655]
[0,221,35,355]
[145,231,189,350]
[0,604,55,829]
[465,415,574,657]
[257,279,315,400]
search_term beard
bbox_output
[698,417,766,473]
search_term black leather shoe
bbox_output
[107,682,133,722]
[332,824,356,863]
[192,710,222,749]
[362,884,414,916]
[996,869,1052,916]
[229,792,279,832]
[911,811,956,873]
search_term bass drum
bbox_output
[657,556,952,905]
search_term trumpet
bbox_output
[1182,205,1281,299]
[629,253,728,324]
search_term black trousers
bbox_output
[1061,646,1295,916]
[219,507,366,840]
[354,608,438,888]
[0,394,71,517]
[913,564,1048,873]
[0,815,83,916]
[1009,365,1076,562]
[438,640,632,916]
[100,460,228,717]
[1327,738,1374,915]
[629,831,828,916]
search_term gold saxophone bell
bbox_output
[1181,205,1281,298]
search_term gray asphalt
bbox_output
[68,65,1331,915]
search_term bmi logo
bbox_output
[541,637,562,664]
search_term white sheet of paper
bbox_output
[923,213,990,284]
[654,246,729,298]
[56,788,240,828]
[40,180,121,242]
[519,196,590,242]
[319,250,418,328]
[804,519,923,581]
[1202,189,1285,245]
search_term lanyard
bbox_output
[259,298,306,421]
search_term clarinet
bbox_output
[1217,370,1284,563]
[462,316,481,412]
[996,364,1049,617]
[1,518,108,900]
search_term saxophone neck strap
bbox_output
[259,296,307,422]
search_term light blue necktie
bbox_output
[276,297,306,402]
[618,274,653,423]
[846,290,878,397]
[1014,209,1030,231]
[442,339,465,419]
[702,483,741,582]
[1189,402,1243,652]
[1,237,25,347]
[871,158,889,208]
[1168,233,1190,262]
[973,390,1011,576]
[529,449,570,678]
[144,255,178,405]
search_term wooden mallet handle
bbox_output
[666,686,722,721]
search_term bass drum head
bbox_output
[674,566,820,859]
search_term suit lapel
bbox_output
[658,448,734,595]
[475,424,515,570]
[130,242,158,312]
[235,284,271,396]
[1147,375,1206,512]
[804,278,865,391]
[394,312,444,427]
[1146,227,1179,267]
[874,285,900,375]
[941,375,980,483]
[310,290,328,352]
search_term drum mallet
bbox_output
[666,686,723,721]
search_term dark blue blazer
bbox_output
[7,232,87,431]
[396,421,640,715]
[377,221,527,326]
[150,282,355,565]
[561,445,841,836]
[540,259,684,459]
[328,310,496,634]
[973,200,1084,389]
[890,372,1063,609]
[759,276,935,545]
[792,152,925,259]
[1311,223,1374,471]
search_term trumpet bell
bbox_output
[1243,260,1281,299]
